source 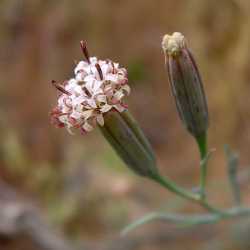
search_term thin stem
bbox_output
[122,212,220,235]
[199,200,229,216]
[150,174,200,202]
[151,173,228,215]
[122,206,250,235]
[224,145,241,205]
[195,133,208,200]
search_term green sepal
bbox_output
[99,110,158,177]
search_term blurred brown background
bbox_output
[0,0,250,249]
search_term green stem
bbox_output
[150,174,200,202]
[122,206,250,235]
[199,200,229,216]
[150,173,228,214]
[196,133,208,200]
[224,145,241,205]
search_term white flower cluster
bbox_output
[51,56,130,134]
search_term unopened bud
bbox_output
[162,32,209,138]
[100,110,158,177]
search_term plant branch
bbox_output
[122,206,250,235]
[195,133,208,200]
[150,174,200,202]
[224,145,241,205]
[150,173,228,215]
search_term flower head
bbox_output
[50,41,130,134]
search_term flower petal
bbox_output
[96,114,104,126]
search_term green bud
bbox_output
[99,110,158,177]
[162,32,209,138]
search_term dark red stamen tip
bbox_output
[111,61,115,74]
[80,40,90,63]
[80,127,87,135]
[83,86,91,97]
[121,103,128,109]
[95,63,103,80]
[51,80,71,95]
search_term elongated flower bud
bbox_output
[100,110,158,177]
[162,32,209,138]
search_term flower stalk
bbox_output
[49,37,248,229]
[196,133,208,199]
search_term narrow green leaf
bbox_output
[224,145,241,205]
[121,211,221,236]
